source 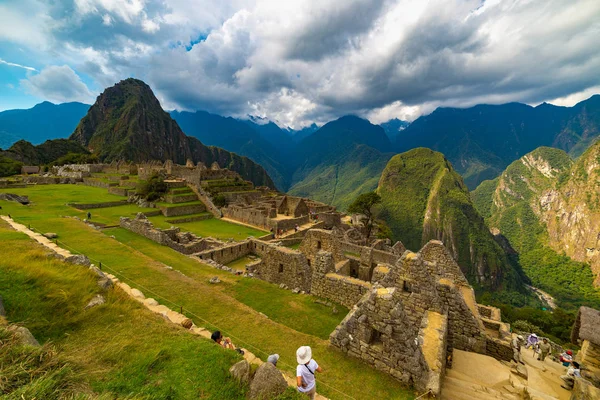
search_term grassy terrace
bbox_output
[0,222,266,399]
[0,185,415,399]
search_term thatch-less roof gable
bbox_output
[571,306,600,345]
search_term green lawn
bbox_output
[0,184,416,399]
[0,222,253,399]
[226,255,257,271]
[149,214,267,240]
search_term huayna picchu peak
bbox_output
[70,78,275,189]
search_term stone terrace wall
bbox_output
[160,204,206,217]
[313,273,372,308]
[69,200,128,209]
[196,241,253,265]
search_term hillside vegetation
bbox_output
[376,148,528,298]
[472,146,600,309]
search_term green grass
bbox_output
[149,215,267,240]
[0,222,249,399]
[155,200,204,208]
[226,255,257,271]
[81,204,157,226]
[0,184,416,399]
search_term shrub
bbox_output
[213,194,228,208]
[0,155,23,177]
[136,174,167,202]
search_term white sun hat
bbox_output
[296,346,312,364]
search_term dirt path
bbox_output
[526,284,557,309]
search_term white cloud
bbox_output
[2,0,600,126]
[20,65,96,104]
[102,14,112,25]
[0,58,37,71]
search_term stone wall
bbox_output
[196,241,254,265]
[249,243,312,292]
[160,204,206,217]
[108,187,130,196]
[69,200,129,210]
[485,337,513,362]
[273,215,309,232]
[120,215,216,254]
[223,204,271,230]
[82,177,117,189]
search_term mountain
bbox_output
[396,95,600,189]
[377,148,527,293]
[380,118,410,141]
[288,115,394,209]
[70,78,275,188]
[288,123,319,143]
[169,110,292,190]
[242,117,295,152]
[472,146,600,309]
[0,102,90,148]
[1,139,90,165]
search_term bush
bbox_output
[213,194,228,208]
[136,174,167,202]
[0,155,23,177]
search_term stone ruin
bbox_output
[118,214,513,396]
[120,213,222,254]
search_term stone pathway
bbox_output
[0,214,330,400]
[441,343,571,400]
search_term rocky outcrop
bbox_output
[7,325,40,347]
[229,360,251,385]
[248,362,288,399]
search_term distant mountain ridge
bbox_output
[0,101,89,149]
[70,78,275,188]
[396,95,600,189]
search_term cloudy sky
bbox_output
[0,0,599,127]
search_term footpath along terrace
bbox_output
[0,184,415,400]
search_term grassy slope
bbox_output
[0,222,251,399]
[471,147,600,309]
[0,185,415,400]
[288,144,393,210]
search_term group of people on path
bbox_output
[211,330,323,399]
[512,333,582,391]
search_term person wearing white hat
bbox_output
[296,346,323,399]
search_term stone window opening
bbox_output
[317,241,322,249]
[402,280,412,293]
[307,258,311,267]
[370,328,383,347]
[350,266,358,279]
[279,263,284,273]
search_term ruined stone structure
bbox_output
[572,306,600,378]
[120,214,221,254]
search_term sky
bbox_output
[0,0,599,128]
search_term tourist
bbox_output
[560,361,581,390]
[538,338,551,361]
[560,350,574,367]
[296,346,322,400]
[267,354,280,366]
[295,224,299,232]
[526,333,539,350]
[87,211,92,220]
[512,335,525,365]
[211,330,234,350]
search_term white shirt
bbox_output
[297,359,319,393]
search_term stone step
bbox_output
[441,376,519,400]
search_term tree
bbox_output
[347,191,382,238]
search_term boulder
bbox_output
[7,325,40,347]
[0,295,5,317]
[292,288,300,294]
[65,254,91,267]
[248,362,287,399]
[130,288,145,299]
[571,379,600,400]
[44,232,58,239]
[85,294,106,310]
[181,318,193,329]
[209,277,221,284]
[97,277,113,290]
[229,360,251,384]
